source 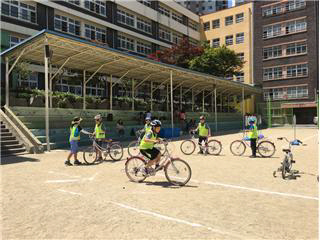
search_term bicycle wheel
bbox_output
[207,139,222,155]
[83,146,97,164]
[180,140,196,155]
[230,140,246,156]
[127,140,139,157]
[282,158,288,179]
[109,143,124,161]
[125,156,147,183]
[165,159,192,186]
[257,141,276,158]
[155,142,166,156]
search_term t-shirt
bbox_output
[180,112,186,120]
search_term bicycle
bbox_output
[127,130,166,157]
[180,130,222,155]
[273,137,303,179]
[230,131,276,157]
[125,139,192,186]
[83,134,124,164]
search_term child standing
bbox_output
[65,117,84,166]
[194,116,211,154]
[247,117,258,158]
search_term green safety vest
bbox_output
[95,123,105,139]
[69,124,80,142]
[198,123,209,137]
[249,125,258,139]
[144,124,151,133]
[140,131,157,150]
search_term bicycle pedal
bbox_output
[291,160,296,164]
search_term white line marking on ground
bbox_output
[110,201,245,239]
[301,134,318,142]
[57,189,82,196]
[86,172,98,181]
[205,181,319,201]
[46,179,80,183]
[48,171,80,178]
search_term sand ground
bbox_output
[1,127,319,240]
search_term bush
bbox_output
[85,95,94,104]
[57,98,67,108]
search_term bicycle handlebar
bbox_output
[277,137,303,145]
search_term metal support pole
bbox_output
[132,78,135,111]
[180,86,182,111]
[166,84,169,112]
[83,70,86,110]
[150,81,153,111]
[170,71,174,136]
[44,44,50,152]
[49,64,52,108]
[214,87,217,132]
[192,90,194,112]
[202,90,205,113]
[110,75,113,111]
[5,57,9,107]
[242,87,245,130]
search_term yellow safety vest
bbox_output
[249,125,258,139]
[198,123,209,137]
[140,131,157,150]
[69,124,80,142]
[95,123,105,139]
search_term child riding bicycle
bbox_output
[139,119,163,176]
[193,115,211,155]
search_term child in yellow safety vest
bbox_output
[93,114,106,161]
[65,117,86,166]
[247,117,258,158]
[194,116,211,154]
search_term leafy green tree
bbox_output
[188,45,244,77]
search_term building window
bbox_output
[172,32,182,44]
[212,38,220,48]
[54,15,81,36]
[236,72,244,82]
[117,9,135,27]
[84,24,106,43]
[137,0,151,7]
[189,38,198,47]
[84,0,106,16]
[65,0,80,5]
[172,11,183,24]
[137,41,151,55]
[18,72,38,89]
[158,5,170,17]
[137,17,152,34]
[236,13,244,23]
[263,24,282,39]
[86,83,104,97]
[286,0,306,12]
[159,27,171,41]
[203,22,210,31]
[263,46,282,59]
[225,16,233,26]
[189,20,199,31]
[286,64,308,78]
[273,88,284,100]
[1,1,36,23]
[225,35,233,45]
[295,85,308,98]
[285,19,307,34]
[208,6,213,10]
[212,19,220,29]
[117,35,135,51]
[237,53,244,61]
[9,35,25,47]
[286,41,307,55]
[236,32,244,44]
[263,67,283,80]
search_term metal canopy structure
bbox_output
[1,30,262,150]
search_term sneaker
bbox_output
[74,160,82,165]
[205,150,210,155]
[198,150,203,154]
[65,160,73,166]
[249,155,257,158]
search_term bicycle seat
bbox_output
[282,149,291,153]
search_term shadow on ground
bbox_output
[143,180,199,188]
[1,155,40,165]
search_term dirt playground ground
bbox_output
[1,127,319,240]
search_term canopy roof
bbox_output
[1,29,262,96]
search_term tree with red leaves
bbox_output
[147,37,204,69]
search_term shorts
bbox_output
[70,140,79,154]
[96,140,103,148]
[198,136,208,145]
[140,147,160,160]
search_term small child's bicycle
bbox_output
[180,130,222,155]
[83,134,124,164]
[273,137,303,179]
[230,131,276,157]
[125,139,191,186]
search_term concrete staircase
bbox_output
[1,121,26,156]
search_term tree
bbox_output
[148,37,204,68]
[188,45,244,77]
